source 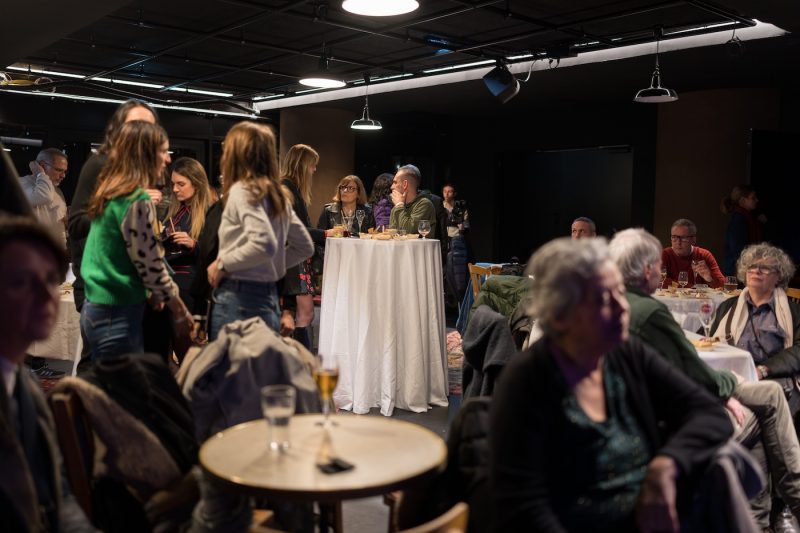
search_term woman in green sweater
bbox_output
[81,121,192,360]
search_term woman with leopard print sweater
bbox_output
[81,121,192,361]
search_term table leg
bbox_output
[318,502,342,533]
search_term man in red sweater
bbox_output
[662,218,726,288]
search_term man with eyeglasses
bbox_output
[19,148,69,247]
[662,218,725,288]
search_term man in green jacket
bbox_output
[389,164,436,238]
[610,228,800,533]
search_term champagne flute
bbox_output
[355,209,365,234]
[418,220,431,239]
[698,298,716,338]
[313,355,339,428]
[678,271,688,290]
[660,265,667,290]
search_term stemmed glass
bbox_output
[678,271,689,290]
[698,298,716,338]
[355,210,365,234]
[313,355,339,428]
[660,265,667,290]
[418,220,431,239]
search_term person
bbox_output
[0,215,94,532]
[317,175,375,236]
[722,185,765,277]
[442,183,472,308]
[161,157,213,311]
[207,122,313,341]
[662,218,725,288]
[490,237,734,533]
[571,216,596,239]
[389,164,436,238]
[279,144,324,350]
[369,172,393,228]
[610,228,800,531]
[442,183,469,238]
[18,148,69,246]
[711,243,800,403]
[81,121,192,361]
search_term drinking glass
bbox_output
[313,355,339,428]
[698,298,716,338]
[418,220,431,239]
[724,276,738,293]
[342,215,354,237]
[678,271,689,289]
[261,385,296,452]
[355,210,365,233]
[660,265,667,289]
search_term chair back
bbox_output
[49,391,95,520]
[787,287,800,304]
[467,264,501,298]
[397,503,469,533]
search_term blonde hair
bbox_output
[280,144,319,207]
[332,175,367,204]
[89,121,167,217]
[165,157,213,240]
[220,122,287,216]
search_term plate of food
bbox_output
[691,336,720,351]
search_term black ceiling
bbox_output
[1,0,799,115]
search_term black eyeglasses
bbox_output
[747,264,778,274]
[339,185,357,192]
[670,235,695,242]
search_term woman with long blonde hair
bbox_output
[280,144,326,349]
[162,157,213,309]
[207,123,313,340]
[81,121,192,360]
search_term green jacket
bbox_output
[389,195,436,238]
[626,285,737,400]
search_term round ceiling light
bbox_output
[298,76,346,89]
[342,0,419,17]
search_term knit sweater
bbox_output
[389,194,437,238]
[83,188,178,305]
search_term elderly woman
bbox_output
[317,174,375,236]
[711,243,800,401]
[490,238,733,532]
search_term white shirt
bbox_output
[19,173,67,245]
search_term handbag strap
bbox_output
[725,297,738,346]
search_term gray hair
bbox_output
[526,237,610,336]
[736,243,796,288]
[36,148,67,164]
[671,218,697,236]
[572,217,596,232]
[397,164,421,189]
[609,228,662,286]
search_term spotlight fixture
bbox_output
[342,0,419,17]
[299,51,345,89]
[482,63,520,104]
[634,29,678,103]
[351,78,382,130]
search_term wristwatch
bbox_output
[757,365,769,380]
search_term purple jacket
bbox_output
[372,197,392,228]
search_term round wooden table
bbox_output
[199,414,447,502]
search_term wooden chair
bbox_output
[787,287,800,304]
[467,264,501,298]
[397,503,469,533]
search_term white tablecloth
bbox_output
[684,330,758,383]
[319,238,448,416]
[28,288,82,372]
[654,291,735,332]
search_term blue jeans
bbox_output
[210,278,280,341]
[80,301,145,361]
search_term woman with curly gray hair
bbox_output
[710,243,800,401]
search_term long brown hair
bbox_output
[720,184,755,214]
[89,121,168,217]
[280,143,318,207]
[165,157,213,240]
[332,175,367,204]
[220,122,288,216]
[98,99,158,155]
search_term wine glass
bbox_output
[313,355,339,428]
[698,298,716,338]
[341,215,354,237]
[678,271,689,290]
[418,220,431,239]
[724,275,738,293]
[355,209,365,234]
[660,265,667,290]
